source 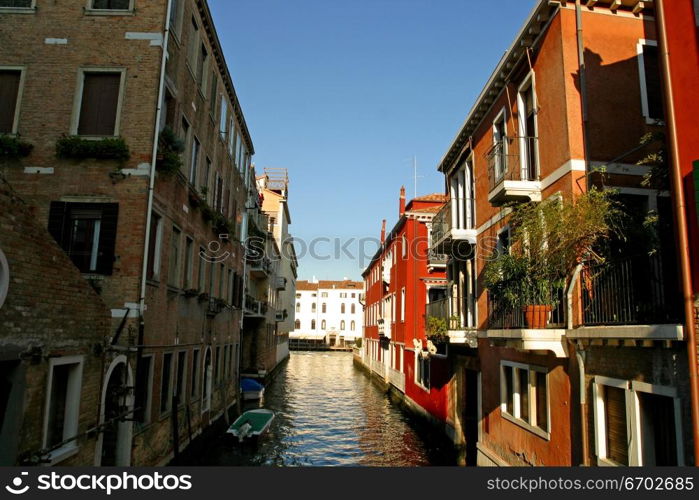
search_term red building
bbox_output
[655,0,699,465]
[358,188,451,428]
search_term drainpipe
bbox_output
[575,0,591,176]
[655,0,699,466]
[236,164,251,414]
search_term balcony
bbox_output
[571,254,684,340]
[248,257,272,279]
[486,287,568,357]
[430,198,477,255]
[244,295,268,318]
[425,297,478,347]
[486,136,542,206]
[275,309,288,322]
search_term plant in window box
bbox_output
[201,204,215,223]
[155,126,185,176]
[483,188,621,329]
[56,135,130,162]
[199,185,209,202]
[0,134,33,160]
[188,184,203,209]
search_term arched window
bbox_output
[341,320,346,330]
[312,303,316,313]
[351,304,356,314]
[296,302,300,313]
[321,320,326,330]
[311,320,316,330]
[351,321,356,331]
[295,319,300,330]
[322,303,327,313]
[341,303,346,314]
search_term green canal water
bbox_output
[184,351,456,466]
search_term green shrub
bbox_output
[56,136,130,161]
[0,135,33,159]
[156,127,185,176]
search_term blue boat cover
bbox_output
[241,378,264,392]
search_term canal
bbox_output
[186,351,456,466]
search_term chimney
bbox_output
[380,219,387,245]
[399,186,406,216]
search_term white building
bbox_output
[290,280,364,348]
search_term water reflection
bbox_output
[191,351,455,466]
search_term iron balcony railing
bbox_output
[581,253,682,326]
[425,297,465,330]
[244,294,268,317]
[486,136,539,193]
[431,198,475,247]
[487,287,565,330]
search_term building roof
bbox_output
[296,280,363,291]
[411,193,449,203]
[410,205,443,214]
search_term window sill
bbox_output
[70,134,119,141]
[46,445,79,465]
[84,9,135,16]
[0,7,36,14]
[501,411,550,441]
[146,278,160,287]
[597,457,625,467]
[416,382,431,393]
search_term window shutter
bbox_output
[96,203,119,275]
[0,70,21,134]
[604,386,628,465]
[47,202,69,250]
[78,73,121,136]
[643,45,664,121]
[694,161,699,228]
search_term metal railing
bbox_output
[486,136,539,192]
[487,286,565,329]
[244,295,268,316]
[431,198,475,247]
[425,297,464,330]
[581,254,682,326]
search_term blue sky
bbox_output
[209,0,538,281]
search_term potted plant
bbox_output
[56,135,130,162]
[425,316,449,354]
[156,126,185,176]
[0,134,33,160]
[484,188,620,329]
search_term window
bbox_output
[168,227,181,287]
[169,0,181,35]
[0,0,34,9]
[147,212,163,281]
[175,351,187,405]
[351,321,355,331]
[134,355,153,424]
[311,320,316,330]
[401,288,405,322]
[517,73,538,181]
[48,202,119,275]
[219,97,228,141]
[415,353,430,390]
[209,259,216,296]
[74,70,124,136]
[189,136,200,184]
[296,302,300,313]
[209,73,218,114]
[492,108,507,180]
[215,346,222,381]
[321,320,326,330]
[90,0,131,10]
[198,246,206,292]
[218,263,225,298]
[183,237,194,289]
[637,40,664,123]
[43,357,83,461]
[312,303,316,313]
[321,292,328,298]
[0,68,23,134]
[352,293,356,298]
[496,226,511,256]
[295,319,300,330]
[402,235,407,258]
[160,353,173,414]
[228,269,234,304]
[196,43,208,89]
[202,349,212,412]
[187,18,199,70]
[593,378,683,466]
[500,362,549,438]
[340,292,348,298]
[322,303,327,313]
[351,303,356,314]
[340,320,345,330]
[191,349,200,398]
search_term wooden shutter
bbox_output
[78,73,121,136]
[604,386,628,465]
[47,202,69,250]
[643,45,664,120]
[0,70,21,134]
[96,203,119,275]
[694,161,699,229]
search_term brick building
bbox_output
[428,0,694,466]
[358,189,451,430]
[1,0,255,465]
[0,175,111,466]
